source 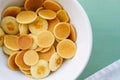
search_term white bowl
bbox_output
[0,0,92,80]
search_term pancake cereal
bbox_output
[0,0,77,79]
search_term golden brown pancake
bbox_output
[16,11,37,24]
[53,22,70,40]
[38,9,56,20]
[43,0,62,12]
[4,35,19,51]
[38,46,55,61]
[8,52,19,71]
[36,31,55,48]
[15,50,30,70]
[2,6,21,18]
[57,39,76,59]
[69,24,77,42]
[24,0,43,11]
[57,10,69,22]
[48,18,59,32]
[29,16,48,35]
[18,34,33,49]
[23,50,39,66]
[0,28,5,46]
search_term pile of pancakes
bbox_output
[0,0,77,79]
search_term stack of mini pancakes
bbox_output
[0,0,77,79]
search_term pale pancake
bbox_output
[30,60,50,78]
[16,11,37,24]
[69,24,77,42]
[57,10,69,22]
[38,9,56,20]
[43,0,62,11]
[2,45,17,56]
[4,35,19,51]
[18,24,29,34]
[49,52,63,71]
[8,52,19,71]
[40,47,51,53]
[53,22,70,40]
[20,68,31,75]
[15,50,30,70]
[35,46,43,52]
[1,16,19,34]
[18,35,33,49]
[23,50,39,66]
[36,31,55,48]
[38,46,55,61]
[24,0,43,11]
[29,34,37,49]
[48,18,59,32]
[29,16,48,35]
[57,39,76,59]
[2,6,21,18]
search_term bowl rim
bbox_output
[75,0,93,79]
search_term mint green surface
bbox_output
[77,0,120,80]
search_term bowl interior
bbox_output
[0,0,92,80]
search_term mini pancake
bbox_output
[49,52,63,71]
[20,68,31,75]
[18,34,33,49]
[40,47,51,53]
[36,31,55,48]
[15,50,30,70]
[57,10,69,22]
[16,11,37,24]
[38,46,55,61]
[69,24,77,42]
[4,35,19,51]
[0,28,5,46]
[24,0,43,11]
[30,60,50,78]
[2,6,21,18]
[18,24,29,34]
[38,9,56,20]
[8,52,19,71]
[53,22,70,40]
[48,18,59,33]
[23,50,39,66]
[43,0,62,12]
[57,39,76,59]
[29,16,48,35]
[1,16,19,34]
[2,45,17,56]
[29,34,37,49]
[35,46,43,52]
